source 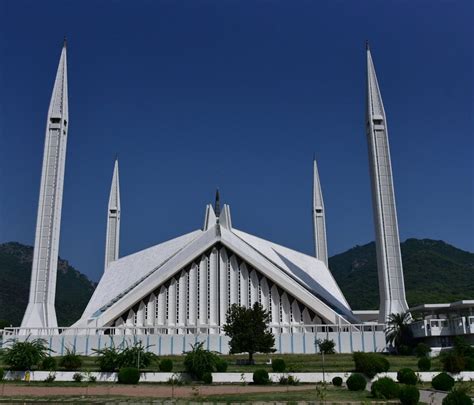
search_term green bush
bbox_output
[72,372,84,382]
[371,377,400,399]
[346,373,367,391]
[465,357,474,371]
[183,342,218,381]
[432,372,455,391]
[332,376,343,387]
[41,356,57,371]
[353,352,390,378]
[415,343,431,358]
[1,338,50,370]
[272,358,286,372]
[397,368,418,385]
[59,348,82,370]
[441,351,465,373]
[0,368,4,381]
[94,346,122,372]
[399,384,420,405]
[117,367,140,384]
[202,371,213,384]
[119,342,156,369]
[215,359,228,372]
[44,372,56,383]
[159,359,173,372]
[317,338,336,354]
[253,369,270,385]
[442,387,473,405]
[418,356,431,371]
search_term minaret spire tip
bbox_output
[63,36,67,48]
[215,188,221,216]
[366,40,370,51]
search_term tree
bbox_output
[223,302,275,362]
[385,312,413,353]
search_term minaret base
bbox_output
[21,302,58,330]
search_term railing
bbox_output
[2,323,386,337]
[409,317,474,338]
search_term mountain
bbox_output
[329,238,474,310]
[0,242,96,327]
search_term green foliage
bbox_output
[72,372,84,382]
[94,345,122,372]
[441,351,466,373]
[353,352,390,378]
[465,357,474,371]
[272,358,286,372]
[385,312,414,353]
[329,239,474,310]
[332,376,343,386]
[397,368,418,385]
[0,320,10,329]
[346,373,367,391]
[159,358,173,372]
[41,356,57,371]
[44,372,56,382]
[399,384,420,405]
[117,367,140,384]
[1,338,50,370]
[432,372,455,391]
[415,342,431,358]
[202,371,213,384]
[93,342,156,372]
[317,338,336,354]
[59,348,82,370]
[252,368,270,385]
[224,303,275,362]
[0,242,96,326]
[371,377,400,399]
[418,356,431,371]
[442,387,473,405]
[183,342,218,381]
[0,368,4,381]
[215,358,228,372]
[279,375,299,385]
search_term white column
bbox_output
[219,248,229,329]
[157,286,166,331]
[250,270,259,306]
[230,255,239,305]
[240,263,249,308]
[271,285,280,333]
[260,278,270,311]
[199,256,208,329]
[209,248,218,332]
[281,293,291,333]
[188,263,198,328]
[146,294,155,327]
[178,272,187,333]
[168,279,177,333]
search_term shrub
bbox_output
[397,368,418,385]
[72,372,84,382]
[44,372,56,383]
[183,342,218,381]
[272,358,286,372]
[317,338,336,354]
[432,372,455,391]
[0,368,4,381]
[202,372,213,384]
[442,387,473,405]
[88,375,97,383]
[399,384,420,405]
[415,343,431,358]
[2,338,50,370]
[117,367,140,384]
[59,348,82,370]
[41,356,57,371]
[465,357,474,371]
[287,375,299,385]
[346,373,367,391]
[215,359,228,372]
[353,352,390,378]
[120,342,156,369]
[253,369,270,385]
[371,377,400,399]
[418,356,431,371]
[159,359,173,372]
[94,346,122,372]
[332,376,343,387]
[441,351,466,373]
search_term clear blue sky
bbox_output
[0,1,472,282]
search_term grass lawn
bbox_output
[0,353,441,373]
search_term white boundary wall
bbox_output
[0,330,386,355]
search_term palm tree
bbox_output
[385,312,413,353]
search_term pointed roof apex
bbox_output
[63,36,67,48]
[366,40,370,51]
[214,188,221,217]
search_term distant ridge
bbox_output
[0,239,473,326]
[329,238,474,310]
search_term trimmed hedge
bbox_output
[442,388,473,405]
[253,369,270,385]
[202,372,213,384]
[272,358,286,372]
[371,377,400,399]
[332,376,343,387]
[215,359,228,372]
[397,368,418,385]
[399,385,420,405]
[432,372,455,391]
[159,359,173,372]
[415,343,431,358]
[346,373,367,391]
[418,356,431,371]
[353,352,390,378]
[117,367,140,384]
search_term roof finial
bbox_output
[366,40,370,51]
[63,36,67,48]
[214,188,220,216]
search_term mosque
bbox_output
[11,40,411,354]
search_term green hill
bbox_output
[0,242,96,327]
[329,238,474,310]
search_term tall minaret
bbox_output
[21,40,69,329]
[366,43,408,322]
[104,159,121,271]
[312,159,328,267]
